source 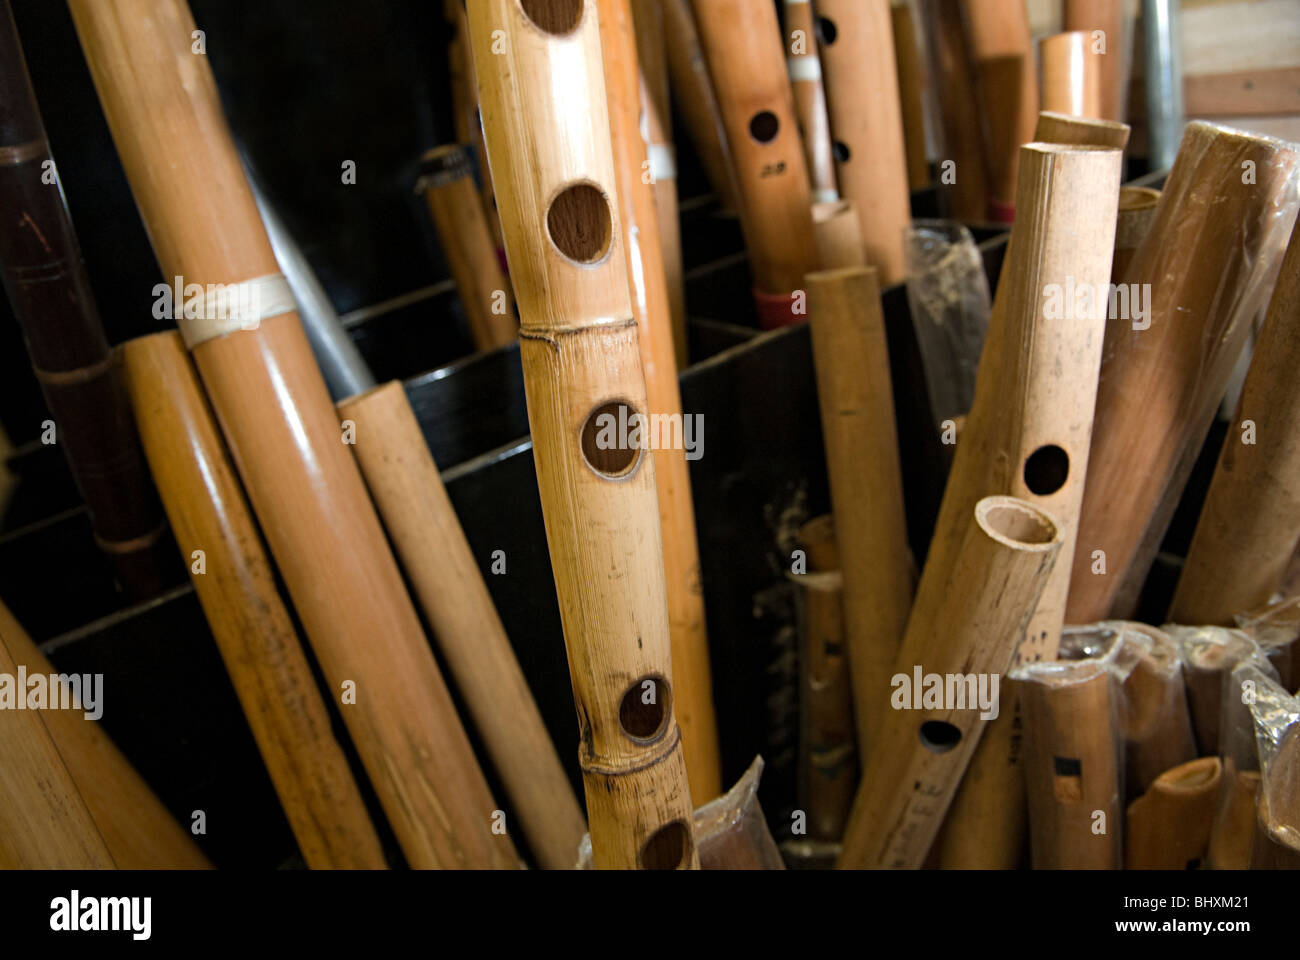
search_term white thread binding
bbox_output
[648,144,676,182]
[787,56,822,82]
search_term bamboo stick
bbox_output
[1125,756,1221,869]
[964,0,1040,221]
[469,0,698,869]
[1069,124,1300,624]
[120,331,383,869]
[338,381,586,867]
[1112,186,1160,282]
[1207,762,1260,869]
[0,2,167,599]
[694,0,819,327]
[793,515,857,841]
[1167,218,1300,627]
[1170,626,1261,756]
[816,0,911,285]
[1016,657,1124,869]
[922,0,989,223]
[812,200,867,268]
[598,0,721,803]
[807,266,913,759]
[1112,625,1197,796]
[891,1,930,191]
[912,142,1123,869]
[418,144,518,352]
[1238,596,1300,693]
[69,0,516,869]
[1040,31,1102,119]
[1063,0,1128,122]
[838,496,1063,869]
[1033,110,1131,149]
[784,0,838,203]
[662,0,741,214]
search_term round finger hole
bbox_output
[519,0,583,34]
[640,819,691,869]
[619,675,670,741]
[749,110,779,143]
[1023,444,1070,496]
[919,720,962,754]
[834,141,851,163]
[547,182,612,263]
[580,400,642,478]
[817,16,838,45]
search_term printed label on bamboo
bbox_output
[0,667,102,720]
[50,891,150,940]
[592,407,705,461]
[890,666,1000,720]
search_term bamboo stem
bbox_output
[1125,756,1221,869]
[1040,31,1102,119]
[812,200,867,268]
[469,0,698,869]
[1033,110,1131,149]
[891,1,930,191]
[1063,0,1129,122]
[1207,761,1260,869]
[1112,186,1160,282]
[784,0,838,203]
[922,0,989,223]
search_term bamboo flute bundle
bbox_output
[1014,656,1124,869]
[1063,0,1129,122]
[630,0,688,369]
[1168,626,1262,756]
[468,0,698,869]
[0,2,167,599]
[1167,219,1300,627]
[921,0,989,223]
[964,0,1040,221]
[1207,764,1260,869]
[793,515,857,841]
[69,0,516,869]
[806,267,912,758]
[120,332,384,869]
[0,598,209,868]
[1125,756,1221,869]
[816,0,911,285]
[783,0,838,203]
[1112,186,1160,282]
[1039,32,1102,119]
[417,145,518,352]
[812,200,867,269]
[891,1,930,191]
[662,0,741,215]
[906,142,1123,868]
[694,0,819,328]
[1033,110,1131,149]
[838,496,1063,869]
[598,0,721,803]
[339,381,587,868]
[1109,625,1197,796]
[1068,123,1300,625]
[1238,596,1300,693]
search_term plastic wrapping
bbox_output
[903,220,992,428]
[1236,594,1300,693]
[576,756,785,870]
[1165,625,1267,755]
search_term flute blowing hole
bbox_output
[519,0,583,35]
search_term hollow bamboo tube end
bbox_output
[1033,110,1131,149]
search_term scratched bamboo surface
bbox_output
[69,0,516,869]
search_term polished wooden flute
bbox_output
[0,597,209,868]
[120,331,385,869]
[1040,31,1102,119]
[69,0,516,869]
[1063,0,1129,122]
[599,0,722,802]
[694,0,819,327]
[1068,123,1300,625]
[468,0,698,868]
[783,0,838,203]
[891,1,930,191]
[0,1,167,599]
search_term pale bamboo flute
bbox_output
[784,0,839,203]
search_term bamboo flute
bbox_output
[1170,626,1261,756]
[784,0,838,203]
[693,0,819,328]
[816,0,911,285]
[662,0,741,215]
[812,200,867,268]
[1040,32,1102,119]
[0,2,167,599]
[598,0,721,803]
[1167,218,1300,627]
[838,496,1064,869]
[807,266,912,758]
[69,0,516,869]
[922,0,989,223]
[120,331,385,869]
[906,142,1122,869]
[338,381,587,867]
[793,516,857,841]
[1112,186,1160,282]
[1108,624,1197,796]
[1015,657,1124,869]
[417,145,518,352]
[0,595,205,863]
[891,1,930,191]
[630,0,689,370]
[1238,596,1300,693]
[964,0,1040,221]
[1032,111,1131,149]
[1063,0,1128,122]
[1207,764,1260,869]
[468,0,698,869]
[1125,756,1221,869]
[1067,123,1300,625]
